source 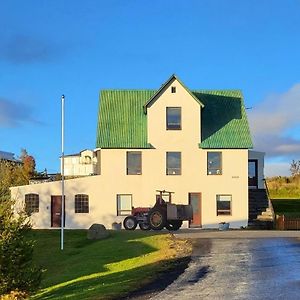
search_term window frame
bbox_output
[166,107,182,130]
[166,152,181,175]
[126,151,142,175]
[171,86,176,93]
[75,194,89,213]
[216,194,232,216]
[207,151,222,175]
[25,193,39,215]
[117,194,133,216]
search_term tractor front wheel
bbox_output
[165,220,183,231]
[139,222,151,231]
[148,209,166,230]
[123,216,137,230]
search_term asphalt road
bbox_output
[150,237,300,300]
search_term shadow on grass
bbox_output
[31,257,189,300]
[27,230,172,298]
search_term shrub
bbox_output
[0,193,42,296]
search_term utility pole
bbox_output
[61,94,65,250]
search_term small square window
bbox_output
[166,107,181,130]
[207,152,222,175]
[171,86,176,93]
[217,195,231,215]
[25,193,39,215]
[75,194,89,213]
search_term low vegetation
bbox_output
[266,175,300,199]
[29,230,191,300]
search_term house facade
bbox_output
[11,75,262,229]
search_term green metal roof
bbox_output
[96,88,253,149]
[96,90,155,148]
[193,90,253,148]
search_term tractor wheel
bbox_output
[165,220,183,231]
[139,222,151,231]
[148,209,166,230]
[123,216,137,230]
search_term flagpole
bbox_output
[61,94,65,250]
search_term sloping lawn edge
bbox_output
[28,230,192,300]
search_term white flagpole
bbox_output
[61,94,65,250]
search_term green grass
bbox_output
[28,230,190,300]
[271,199,300,217]
[267,175,300,199]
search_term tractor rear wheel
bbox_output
[148,209,166,230]
[139,222,151,231]
[123,216,137,230]
[165,220,183,231]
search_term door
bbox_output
[51,196,65,227]
[248,160,258,188]
[189,193,201,227]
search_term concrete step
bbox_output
[247,220,274,230]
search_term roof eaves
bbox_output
[143,74,204,114]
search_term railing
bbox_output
[276,215,300,230]
[263,178,275,222]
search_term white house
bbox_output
[11,75,267,229]
[62,149,99,176]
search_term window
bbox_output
[75,194,89,213]
[217,195,232,215]
[166,152,181,175]
[127,151,142,175]
[207,152,222,175]
[84,156,92,164]
[166,107,181,130]
[117,194,132,216]
[171,86,176,93]
[25,194,39,214]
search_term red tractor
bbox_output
[123,190,193,231]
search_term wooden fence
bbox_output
[276,215,300,230]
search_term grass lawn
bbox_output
[267,176,300,199]
[271,199,300,217]
[28,230,191,300]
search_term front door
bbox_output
[248,160,258,188]
[51,196,65,227]
[189,193,201,227]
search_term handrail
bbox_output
[263,178,276,222]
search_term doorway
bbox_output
[51,195,65,227]
[188,193,201,227]
[248,160,258,188]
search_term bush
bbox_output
[0,194,42,296]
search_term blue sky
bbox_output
[1,0,300,176]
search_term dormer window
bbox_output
[166,107,181,130]
[171,86,176,93]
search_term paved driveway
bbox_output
[151,234,300,300]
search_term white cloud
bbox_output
[0,98,42,127]
[248,83,300,159]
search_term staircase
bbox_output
[248,189,274,229]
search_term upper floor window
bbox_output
[166,152,181,175]
[207,152,222,175]
[127,151,142,175]
[166,107,181,130]
[25,193,39,215]
[75,194,89,213]
[117,194,132,216]
[216,195,232,215]
[171,86,176,93]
